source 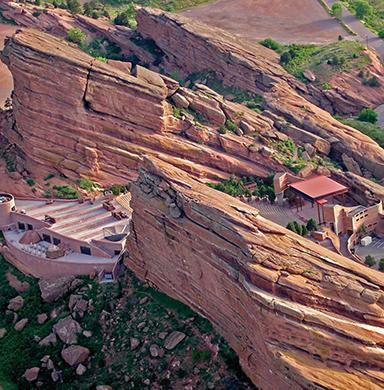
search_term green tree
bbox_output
[66,0,82,14]
[306,218,318,232]
[379,258,384,272]
[293,221,302,236]
[67,28,86,44]
[358,108,378,124]
[354,0,372,20]
[286,222,296,233]
[114,5,136,28]
[364,255,376,267]
[301,225,308,236]
[332,2,343,19]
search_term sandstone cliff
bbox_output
[136,8,384,179]
[125,156,384,390]
[2,29,290,185]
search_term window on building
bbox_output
[43,234,51,243]
[27,224,33,230]
[80,246,91,256]
[53,237,61,246]
[18,222,25,230]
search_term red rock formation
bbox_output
[136,8,384,179]
[125,156,384,390]
[2,29,289,185]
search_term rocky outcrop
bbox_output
[1,29,290,184]
[136,8,384,179]
[125,156,384,390]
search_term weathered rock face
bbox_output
[136,8,384,179]
[125,156,384,390]
[1,29,289,184]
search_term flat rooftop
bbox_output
[289,176,348,201]
[13,194,131,243]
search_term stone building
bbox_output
[0,192,131,280]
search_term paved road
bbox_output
[324,0,384,59]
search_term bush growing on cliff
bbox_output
[379,258,384,272]
[114,4,137,28]
[66,0,82,14]
[67,27,86,44]
[259,38,283,53]
[53,185,80,199]
[358,108,378,124]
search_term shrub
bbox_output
[114,5,136,28]
[280,51,292,64]
[108,184,128,196]
[332,2,343,19]
[379,30,384,39]
[379,258,384,272]
[260,38,283,52]
[225,120,238,133]
[364,255,376,267]
[78,178,97,191]
[218,125,227,134]
[25,178,35,187]
[358,108,378,124]
[306,218,318,232]
[67,28,86,44]
[32,11,41,17]
[53,185,80,199]
[363,76,380,87]
[354,0,372,20]
[66,0,82,14]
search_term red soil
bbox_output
[181,0,347,44]
[0,23,17,108]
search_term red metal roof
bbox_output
[289,176,348,200]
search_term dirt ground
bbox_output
[181,0,347,44]
[0,24,17,108]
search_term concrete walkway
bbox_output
[324,0,384,59]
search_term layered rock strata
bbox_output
[125,156,384,390]
[1,29,289,184]
[136,8,384,179]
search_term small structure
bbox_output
[273,174,348,224]
[0,192,132,280]
[360,236,372,247]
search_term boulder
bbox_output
[0,328,6,339]
[61,345,90,366]
[39,333,57,347]
[39,276,75,302]
[303,69,316,82]
[76,363,87,375]
[163,331,186,350]
[14,318,28,331]
[37,313,48,324]
[96,386,113,390]
[7,295,24,311]
[53,316,82,344]
[342,153,363,176]
[23,367,39,382]
[171,93,189,109]
[130,337,140,350]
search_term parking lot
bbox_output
[355,237,384,269]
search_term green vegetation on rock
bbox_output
[0,254,255,389]
[340,117,384,147]
[263,39,370,85]
[208,175,276,202]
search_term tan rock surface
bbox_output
[125,156,384,390]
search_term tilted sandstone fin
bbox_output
[125,156,384,390]
[136,8,384,179]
